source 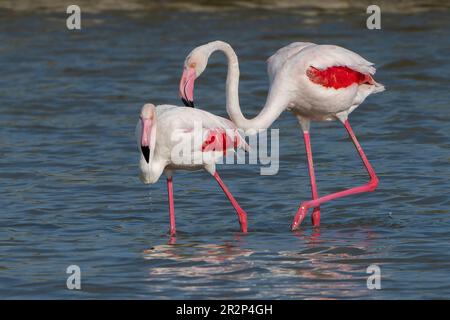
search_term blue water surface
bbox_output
[0,6,449,299]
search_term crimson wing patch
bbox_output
[201,129,242,155]
[307,66,374,89]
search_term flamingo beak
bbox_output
[141,118,152,163]
[141,146,150,163]
[179,67,196,108]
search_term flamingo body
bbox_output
[136,104,247,183]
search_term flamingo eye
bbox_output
[189,62,196,68]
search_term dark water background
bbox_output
[0,3,449,299]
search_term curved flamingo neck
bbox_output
[206,41,285,131]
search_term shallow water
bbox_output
[0,4,449,299]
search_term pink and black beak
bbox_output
[140,118,152,163]
[179,67,196,108]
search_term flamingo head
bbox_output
[140,103,156,164]
[179,46,209,108]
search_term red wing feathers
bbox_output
[307,66,374,89]
[201,129,243,155]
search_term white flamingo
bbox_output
[136,103,248,236]
[179,41,384,230]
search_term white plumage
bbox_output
[267,43,385,122]
[136,104,247,184]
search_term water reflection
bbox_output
[140,226,379,298]
[143,242,254,280]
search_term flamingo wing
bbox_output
[298,45,384,94]
[267,42,315,84]
[201,128,248,155]
[159,106,248,155]
[195,109,248,154]
[274,44,385,118]
[301,44,377,75]
[306,65,375,89]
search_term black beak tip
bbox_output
[181,98,195,108]
[141,146,150,163]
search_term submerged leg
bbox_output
[303,131,321,226]
[291,120,379,230]
[167,177,176,236]
[213,171,248,233]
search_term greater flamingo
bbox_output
[179,41,384,230]
[136,103,248,235]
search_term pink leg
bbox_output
[167,177,176,236]
[303,131,321,226]
[213,171,248,233]
[291,120,379,230]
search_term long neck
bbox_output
[210,42,286,131]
